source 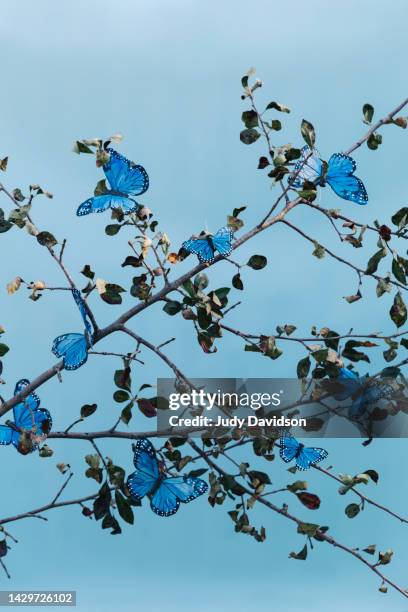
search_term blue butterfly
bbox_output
[52,289,94,371]
[279,436,328,470]
[126,438,208,517]
[0,379,52,455]
[72,288,92,336]
[289,145,368,205]
[333,368,394,419]
[77,148,149,216]
[181,226,234,264]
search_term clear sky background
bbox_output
[0,1,408,610]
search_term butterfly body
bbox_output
[290,146,368,205]
[0,379,52,454]
[280,436,328,470]
[182,226,234,264]
[77,148,149,216]
[126,438,208,517]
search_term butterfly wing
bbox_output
[126,438,160,501]
[326,154,368,205]
[279,436,301,462]
[182,238,215,264]
[289,146,323,189]
[13,379,41,426]
[150,476,208,517]
[349,382,394,419]
[0,425,14,446]
[76,194,139,217]
[333,368,361,401]
[104,148,149,196]
[52,333,88,370]
[212,226,233,257]
[296,446,328,470]
[72,289,93,337]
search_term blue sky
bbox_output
[1,1,408,610]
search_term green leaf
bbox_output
[390,291,407,328]
[80,403,97,418]
[376,277,392,298]
[248,470,271,485]
[0,157,8,172]
[323,330,340,351]
[362,103,374,124]
[12,188,25,202]
[259,335,282,359]
[163,300,182,316]
[367,133,382,150]
[312,348,329,363]
[187,468,208,478]
[101,283,126,305]
[240,128,261,145]
[232,273,243,290]
[312,242,325,259]
[93,483,112,520]
[362,469,379,484]
[289,544,308,560]
[121,255,143,268]
[120,401,134,425]
[258,156,270,169]
[36,231,57,247]
[0,344,9,357]
[378,549,393,565]
[101,512,121,534]
[73,141,94,154]
[105,224,121,236]
[0,209,13,233]
[301,119,316,148]
[194,272,209,290]
[113,390,130,403]
[297,356,310,378]
[114,368,132,392]
[363,544,376,555]
[247,255,267,270]
[241,110,258,128]
[220,474,247,496]
[181,279,196,298]
[265,101,291,113]
[85,466,103,483]
[115,490,134,524]
[297,522,319,537]
[130,274,150,300]
[391,207,408,229]
[342,340,375,363]
[81,265,95,280]
[38,444,53,457]
[287,480,308,493]
[392,258,406,284]
[345,503,360,518]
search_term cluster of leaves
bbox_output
[82,467,139,535]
